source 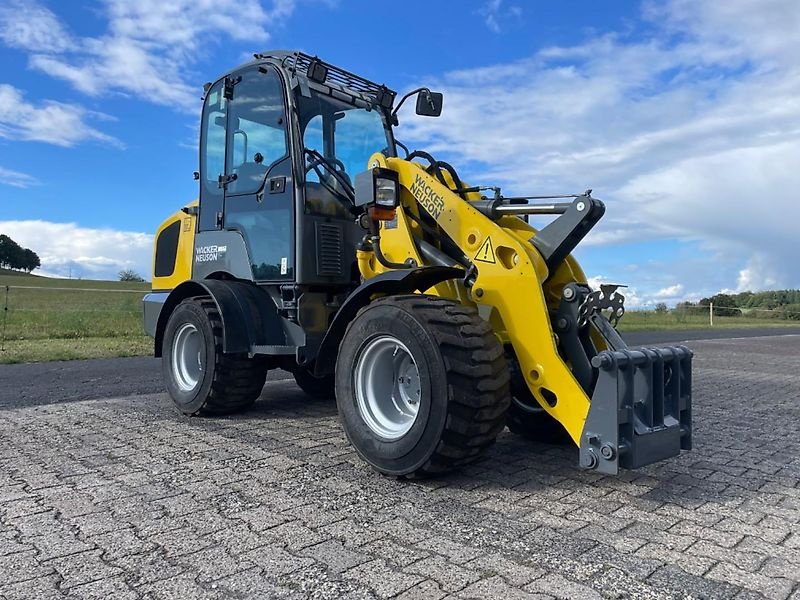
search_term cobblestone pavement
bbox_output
[1,335,799,599]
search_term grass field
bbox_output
[1,268,797,364]
[0,269,150,364]
[616,310,790,331]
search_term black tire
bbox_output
[506,400,571,444]
[335,295,510,477]
[506,354,571,444]
[292,367,335,399]
[162,296,267,416]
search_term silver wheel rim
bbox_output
[172,322,203,392]
[354,335,421,440]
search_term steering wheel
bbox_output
[305,153,346,175]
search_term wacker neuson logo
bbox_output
[409,173,445,219]
[195,244,227,262]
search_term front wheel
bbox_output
[335,295,510,477]
[162,297,267,416]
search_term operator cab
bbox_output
[196,52,398,288]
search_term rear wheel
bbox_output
[292,367,335,399]
[162,297,267,416]
[335,295,510,477]
[506,352,571,443]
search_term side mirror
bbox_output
[415,91,443,117]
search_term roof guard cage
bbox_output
[254,51,396,109]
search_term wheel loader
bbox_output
[144,51,692,477]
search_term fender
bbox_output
[151,279,285,357]
[313,266,464,375]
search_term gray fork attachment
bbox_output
[580,345,693,474]
[555,283,693,475]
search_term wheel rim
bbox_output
[354,335,422,440]
[172,322,203,392]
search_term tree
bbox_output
[699,293,739,317]
[119,269,145,282]
[0,234,39,272]
[21,248,40,273]
[654,302,668,314]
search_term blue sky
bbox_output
[1,0,798,306]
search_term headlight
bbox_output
[354,168,400,221]
[375,176,398,208]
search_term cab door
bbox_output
[222,66,295,281]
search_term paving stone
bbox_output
[524,573,602,599]
[213,567,298,599]
[111,550,187,586]
[396,579,447,600]
[706,561,794,599]
[147,526,215,558]
[635,542,716,577]
[1,336,800,598]
[47,549,124,589]
[360,537,431,568]
[465,553,544,586]
[343,558,424,598]
[688,539,765,572]
[0,574,65,600]
[647,565,742,599]
[138,572,226,599]
[244,545,314,576]
[88,528,157,562]
[0,550,55,585]
[461,576,553,600]
[178,544,255,583]
[299,539,370,573]
[404,555,481,592]
[0,536,35,558]
[416,537,482,564]
[29,531,95,561]
[65,576,139,600]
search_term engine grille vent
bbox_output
[316,222,343,277]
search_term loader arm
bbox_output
[358,154,692,474]
[362,154,593,445]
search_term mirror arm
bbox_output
[391,87,431,119]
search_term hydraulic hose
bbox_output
[371,235,413,270]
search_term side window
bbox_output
[198,80,226,230]
[226,69,288,196]
[303,115,324,184]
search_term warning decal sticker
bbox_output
[474,236,496,264]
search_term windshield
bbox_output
[298,91,393,182]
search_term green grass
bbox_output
[0,271,150,364]
[1,269,798,364]
[616,310,796,332]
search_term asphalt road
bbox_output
[1,327,798,409]
[1,329,799,599]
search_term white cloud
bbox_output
[0,220,152,280]
[0,0,296,111]
[477,0,522,33]
[655,284,684,298]
[0,166,38,188]
[0,0,74,52]
[735,254,781,293]
[0,84,120,147]
[398,0,800,293]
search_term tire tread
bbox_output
[366,294,511,476]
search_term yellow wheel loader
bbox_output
[144,51,692,476]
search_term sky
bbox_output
[0,0,798,307]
